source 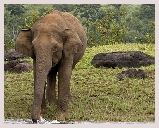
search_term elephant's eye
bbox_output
[52,44,58,52]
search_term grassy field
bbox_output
[4,43,155,122]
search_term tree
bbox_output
[109,4,122,22]
[110,4,122,11]
[4,4,26,48]
[5,4,25,16]
[87,7,128,46]
[131,4,155,43]
[139,4,155,21]
[73,4,102,33]
[118,4,155,43]
[52,4,75,12]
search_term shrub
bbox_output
[87,8,128,47]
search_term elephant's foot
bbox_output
[56,110,68,121]
[32,119,38,123]
[31,105,41,123]
[56,99,69,121]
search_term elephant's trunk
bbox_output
[31,51,52,122]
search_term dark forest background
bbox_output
[4,4,155,49]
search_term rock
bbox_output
[91,51,155,68]
[117,68,146,80]
[4,60,33,73]
[4,49,28,61]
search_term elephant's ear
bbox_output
[63,29,83,58]
[15,29,34,58]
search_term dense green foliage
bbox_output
[4,4,155,50]
[4,43,155,122]
[87,7,128,46]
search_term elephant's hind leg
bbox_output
[46,67,57,105]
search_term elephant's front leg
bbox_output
[41,82,47,114]
[32,75,46,123]
[46,67,57,104]
[31,55,52,123]
[57,57,73,121]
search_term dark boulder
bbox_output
[4,49,28,61]
[4,60,33,73]
[117,68,146,80]
[91,51,155,68]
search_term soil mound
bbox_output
[4,60,33,73]
[117,68,146,80]
[4,49,27,61]
[91,51,155,68]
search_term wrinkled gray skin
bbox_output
[15,10,87,123]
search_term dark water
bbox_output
[4,117,155,124]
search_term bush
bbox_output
[87,8,128,47]
[135,21,155,44]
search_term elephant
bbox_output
[15,10,87,123]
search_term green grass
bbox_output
[4,43,155,122]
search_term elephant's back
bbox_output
[61,12,82,27]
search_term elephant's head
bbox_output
[15,23,83,67]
